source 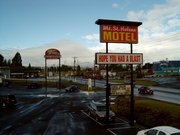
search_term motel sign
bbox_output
[101,25,138,43]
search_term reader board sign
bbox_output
[95,53,143,64]
[110,84,131,96]
[100,25,138,43]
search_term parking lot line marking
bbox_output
[116,117,128,123]
[107,128,116,135]
[108,126,136,130]
[108,122,129,125]
[81,110,103,125]
[67,112,74,119]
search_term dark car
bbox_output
[27,82,42,89]
[0,94,17,107]
[3,81,10,87]
[65,85,79,92]
[88,101,115,122]
[138,86,154,94]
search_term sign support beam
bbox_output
[45,58,47,94]
[130,43,134,126]
[59,58,61,89]
[106,42,110,126]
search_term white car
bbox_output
[88,101,116,122]
[137,126,180,135]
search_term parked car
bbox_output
[65,85,79,92]
[136,126,180,135]
[27,82,42,89]
[138,86,154,94]
[88,101,115,122]
[0,94,17,107]
[3,81,10,87]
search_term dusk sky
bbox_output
[0,0,180,67]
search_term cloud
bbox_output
[82,34,99,40]
[112,3,118,8]
[0,40,95,67]
[65,33,71,36]
[127,0,180,32]
[168,18,180,28]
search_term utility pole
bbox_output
[72,57,78,81]
[94,60,96,87]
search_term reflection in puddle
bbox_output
[37,94,63,98]
[80,91,94,96]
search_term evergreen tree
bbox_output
[28,63,31,69]
[7,59,11,66]
[12,52,22,66]
[3,59,7,66]
[77,65,81,76]
[0,54,4,66]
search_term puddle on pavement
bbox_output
[80,91,94,96]
[37,93,63,98]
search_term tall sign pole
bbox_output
[44,48,61,91]
[95,19,142,126]
[59,58,61,89]
[106,42,109,125]
[45,58,47,93]
[130,43,134,125]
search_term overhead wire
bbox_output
[135,31,180,62]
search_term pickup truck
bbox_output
[0,94,17,107]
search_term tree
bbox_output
[0,54,4,66]
[77,65,81,76]
[7,59,11,66]
[3,59,7,66]
[61,65,72,72]
[12,52,22,66]
[28,63,31,69]
[136,64,143,78]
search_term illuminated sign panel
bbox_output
[100,25,138,43]
[110,84,131,95]
[95,53,143,64]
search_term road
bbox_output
[0,85,140,135]
[66,77,180,105]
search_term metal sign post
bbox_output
[130,43,134,125]
[105,42,110,125]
